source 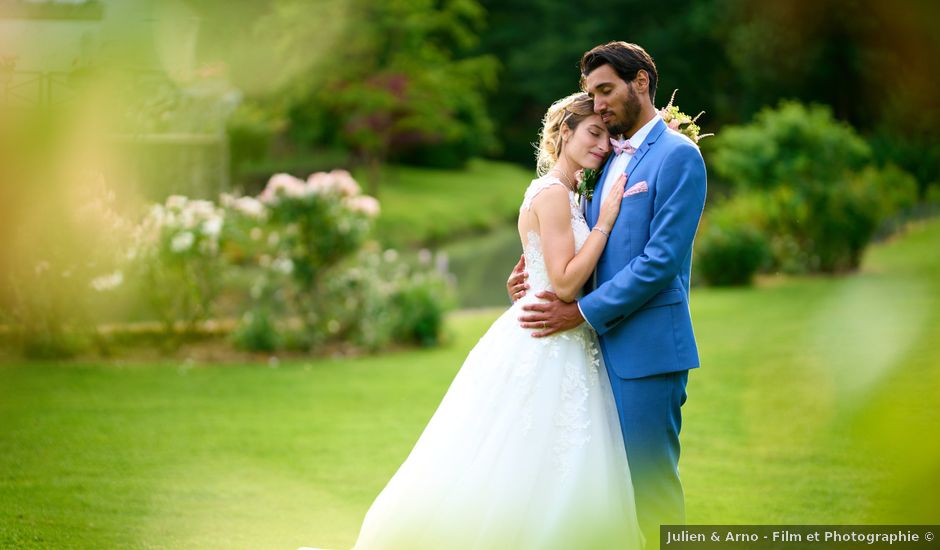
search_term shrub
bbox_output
[3,168,454,358]
[754,181,880,274]
[231,308,280,353]
[858,164,919,221]
[2,176,133,358]
[150,171,455,355]
[223,170,451,353]
[695,193,771,286]
[128,196,227,336]
[927,185,940,206]
[706,101,920,274]
[250,170,380,349]
[323,248,456,351]
[390,270,454,346]
[708,101,872,192]
[802,181,880,272]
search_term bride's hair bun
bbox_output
[535,92,597,176]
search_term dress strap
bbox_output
[520,177,575,212]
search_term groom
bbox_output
[509,41,706,548]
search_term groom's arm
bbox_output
[578,143,706,336]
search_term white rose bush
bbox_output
[323,245,456,352]
[128,195,228,337]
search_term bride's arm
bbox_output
[532,176,627,302]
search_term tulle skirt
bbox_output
[351,301,644,550]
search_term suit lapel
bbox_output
[624,118,667,180]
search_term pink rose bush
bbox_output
[224,169,452,353]
[228,169,384,350]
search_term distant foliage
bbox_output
[226,99,286,181]
[128,196,227,334]
[695,193,771,286]
[1,175,133,358]
[222,170,454,353]
[2,170,454,358]
[325,248,456,351]
[709,102,872,191]
[232,170,380,350]
[474,0,939,186]
[703,102,919,276]
[285,0,498,172]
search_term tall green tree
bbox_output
[475,0,940,192]
[287,0,499,191]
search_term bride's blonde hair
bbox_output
[535,92,597,176]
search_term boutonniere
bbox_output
[575,168,600,201]
[658,89,714,144]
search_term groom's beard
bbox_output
[606,87,642,137]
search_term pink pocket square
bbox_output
[624,181,648,197]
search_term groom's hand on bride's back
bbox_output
[518,291,585,338]
[507,254,529,302]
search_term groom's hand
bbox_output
[518,291,585,338]
[507,254,529,302]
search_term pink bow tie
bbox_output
[610,138,637,156]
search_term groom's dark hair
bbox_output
[580,42,658,104]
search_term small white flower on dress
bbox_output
[553,358,593,480]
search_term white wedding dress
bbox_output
[347,177,644,550]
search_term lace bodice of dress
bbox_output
[519,176,592,295]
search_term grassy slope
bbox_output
[1,220,938,549]
[365,159,533,248]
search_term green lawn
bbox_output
[2,219,939,549]
[366,159,533,248]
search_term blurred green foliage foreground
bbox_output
[2,218,938,549]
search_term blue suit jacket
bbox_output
[581,118,707,379]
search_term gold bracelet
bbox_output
[592,226,610,238]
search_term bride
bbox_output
[347,92,643,549]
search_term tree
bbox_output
[286,0,499,192]
[474,0,940,192]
